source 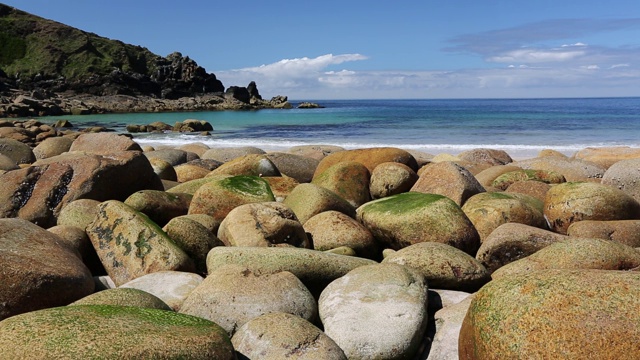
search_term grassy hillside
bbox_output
[0,4,162,81]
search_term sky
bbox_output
[3,1,640,99]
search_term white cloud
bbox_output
[488,47,586,63]
[562,42,587,47]
[581,65,600,70]
[610,63,630,69]
[228,54,368,78]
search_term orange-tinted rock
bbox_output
[314,147,418,177]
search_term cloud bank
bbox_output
[216,19,640,99]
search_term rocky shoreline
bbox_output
[1,128,640,358]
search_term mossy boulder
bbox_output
[56,199,101,231]
[491,169,565,190]
[70,288,171,310]
[410,161,486,206]
[283,183,355,224]
[262,175,299,202]
[86,200,195,286]
[462,192,547,242]
[476,223,568,273]
[314,147,418,177]
[491,237,640,279]
[208,154,280,177]
[473,165,523,188]
[460,270,640,359]
[383,242,490,292]
[163,216,224,275]
[357,192,480,255]
[0,305,235,359]
[124,190,192,227]
[312,161,371,207]
[188,175,275,223]
[543,182,640,234]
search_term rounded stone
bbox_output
[304,210,379,260]
[57,199,101,230]
[70,288,172,310]
[369,161,418,199]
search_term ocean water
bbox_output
[42,97,640,159]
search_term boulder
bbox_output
[0,151,163,227]
[458,148,513,166]
[0,154,18,171]
[491,169,565,190]
[491,237,640,279]
[411,161,486,206]
[319,263,429,360]
[288,144,345,161]
[179,265,317,335]
[144,148,190,166]
[148,157,177,181]
[314,147,418,177]
[462,192,547,242]
[601,158,640,203]
[283,183,355,224]
[265,152,319,183]
[312,161,371,207]
[0,137,35,164]
[513,156,606,182]
[383,242,491,292]
[304,210,379,260]
[573,146,640,169]
[427,296,474,360]
[217,202,310,248]
[369,161,418,199]
[163,216,224,275]
[544,182,640,234]
[201,146,266,162]
[0,218,94,320]
[188,175,275,223]
[32,136,73,159]
[56,198,101,230]
[177,142,210,157]
[262,175,299,202]
[473,164,522,188]
[0,305,235,359]
[124,190,192,227]
[208,154,280,177]
[120,270,204,311]
[357,192,480,255]
[232,312,347,360]
[504,180,551,202]
[86,200,195,286]
[174,163,212,182]
[69,133,142,153]
[70,288,171,310]
[567,220,640,247]
[476,223,568,273]
[206,246,376,295]
[460,269,640,359]
[47,225,105,276]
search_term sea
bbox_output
[40,97,640,160]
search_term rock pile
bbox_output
[0,138,639,358]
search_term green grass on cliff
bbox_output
[0,4,161,80]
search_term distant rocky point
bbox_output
[0,4,295,117]
[297,102,324,109]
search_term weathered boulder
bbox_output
[208,153,281,177]
[544,182,640,234]
[357,192,480,255]
[206,246,376,295]
[283,183,355,224]
[177,142,210,157]
[458,148,513,166]
[383,242,490,292]
[601,158,640,203]
[573,146,640,169]
[0,154,18,171]
[491,169,565,190]
[148,157,177,181]
[312,161,371,207]
[567,220,640,247]
[56,198,101,230]
[124,190,192,227]
[263,175,299,202]
[0,218,94,320]
[288,144,345,161]
[0,137,35,164]
[144,148,191,166]
[120,270,204,311]
[174,163,212,182]
[369,161,418,199]
[163,216,223,274]
[0,151,162,227]
[69,133,142,153]
[0,305,235,359]
[504,180,551,202]
[513,156,606,182]
[217,202,309,248]
[492,237,640,279]
[462,192,546,242]
[48,224,105,275]
[460,270,640,359]
[476,223,568,273]
[201,146,266,162]
[70,288,171,310]
[473,164,522,188]
[427,295,474,360]
[411,161,486,206]
[86,200,195,286]
[180,265,317,335]
[319,263,429,360]
[188,175,275,223]
[232,312,347,360]
[314,147,418,177]
[304,210,379,260]
[265,152,319,183]
[32,136,73,159]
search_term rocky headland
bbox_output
[0,4,293,117]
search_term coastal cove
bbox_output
[35,97,640,159]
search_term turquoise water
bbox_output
[40,97,640,159]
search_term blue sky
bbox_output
[3,0,640,99]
